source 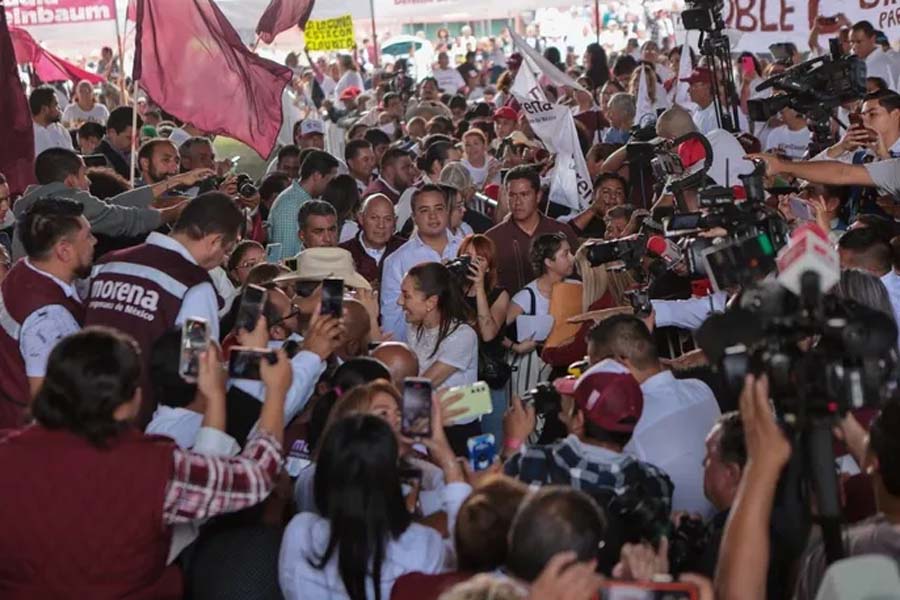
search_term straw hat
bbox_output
[273,247,371,290]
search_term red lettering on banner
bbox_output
[780,0,795,30]
[861,0,879,9]
[733,0,759,31]
[760,0,778,31]
[726,0,795,32]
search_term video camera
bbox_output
[680,0,726,31]
[196,172,258,198]
[747,39,866,152]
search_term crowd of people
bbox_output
[2,9,900,600]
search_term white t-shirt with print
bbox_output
[764,125,811,160]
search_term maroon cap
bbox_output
[339,86,362,101]
[573,370,643,432]
[680,67,713,85]
[493,106,518,121]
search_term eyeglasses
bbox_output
[270,307,302,327]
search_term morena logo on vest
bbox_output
[89,280,159,322]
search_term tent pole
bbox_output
[369,0,379,68]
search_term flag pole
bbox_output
[594,0,600,44]
[113,0,127,105]
[130,80,140,186]
[369,0,379,68]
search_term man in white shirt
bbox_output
[432,51,466,94]
[681,67,747,134]
[380,184,461,341]
[764,103,812,159]
[31,86,74,156]
[851,21,900,91]
[837,228,900,344]
[61,80,110,128]
[586,314,721,516]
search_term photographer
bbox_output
[503,367,674,529]
[457,234,511,442]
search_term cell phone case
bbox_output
[447,381,492,422]
[466,434,497,471]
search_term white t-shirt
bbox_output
[462,157,499,188]
[764,125,811,160]
[407,321,478,389]
[62,102,109,127]
[511,280,550,316]
[33,121,74,156]
[279,512,445,600]
[432,67,465,93]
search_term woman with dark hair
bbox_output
[0,327,288,598]
[279,412,469,600]
[398,261,479,452]
[322,173,362,243]
[226,240,265,287]
[416,139,454,184]
[584,43,610,91]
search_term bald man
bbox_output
[336,298,372,361]
[370,342,419,389]
[340,194,406,286]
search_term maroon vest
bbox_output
[0,425,181,599]
[84,242,216,427]
[0,260,85,428]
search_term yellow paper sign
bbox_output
[304,15,355,52]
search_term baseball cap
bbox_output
[493,106,519,121]
[572,360,643,433]
[299,119,325,137]
[339,86,362,101]
[680,67,713,85]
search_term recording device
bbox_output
[320,278,344,318]
[444,255,472,283]
[447,381,492,422]
[748,38,866,152]
[768,42,798,62]
[82,154,108,168]
[582,235,647,270]
[466,433,497,471]
[646,235,683,267]
[401,377,432,438]
[265,243,283,263]
[624,288,653,318]
[741,55,756,77]
[228,346,277,380]
[196,172,258,197]
[178,317,209,381]
[624,131,714,210]
[283,256,299,271]
[600,581,699,600]
[522,381,562,416]
[234,284,267,332]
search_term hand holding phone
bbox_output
[467,433,497,471]
[179,317,209,382]
[228,346,278,380]
[320,278,344,318]
[401,377,433,438]
[235,284,267,333]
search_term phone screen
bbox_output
[228,346,275,380]
[179,317,209,381]
[401,378,432,438]
[266,243,283,263]
[789,196,815,221]
[668,212,703,231]
[235,284,267,333]
[320,278,344,318]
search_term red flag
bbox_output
[0,12,35,196]
[133,0,292,157]
[255,0,315,45]
[10,28,106,86]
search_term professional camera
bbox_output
[680,0,725,31]
[582,235,647,269]
[624,288,653,318]
[668,515,710,577]
[747,39,865,152]
[444,255,472,284]
[196,172,258,198]
[522,381,561,416]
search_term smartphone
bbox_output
[447,381,492,423]
[848,112,863,127]
[600,580,699,599]
[467,433,497,471]
[82,154,108,168]
[741,55,755,77]
[789,195,815,221]
[265,243,283,263]
[399,464,423,516]
[401,377,433,438]
[234,284,267,333]
[320,277,344,318]
[228,346,277,380]
[817,15,839,27]
[178,317,209,382]
[284,255,299,271]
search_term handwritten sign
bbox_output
[304,14,354,52]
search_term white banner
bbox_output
[510,41,592,212]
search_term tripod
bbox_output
[697,28,742,134]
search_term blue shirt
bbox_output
[266,180,312,257]
[603,127,631,145]
[379,230,462,342]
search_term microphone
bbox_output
[646,235,683,267]
[775,223,840,296]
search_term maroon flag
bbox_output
[255,0,315,45]
[133,0,293,157]
[10,28,106,86]
[0,11,35,196]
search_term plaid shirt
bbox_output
[504,434,674,518]
[266,180,311,258]
[162,430,282,524]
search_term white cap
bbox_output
[300,119,325,137]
